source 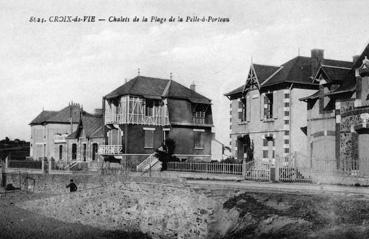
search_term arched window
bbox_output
[72,144,77,160]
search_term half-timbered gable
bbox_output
[100,75,214,167]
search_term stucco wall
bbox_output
[169,127,212,157]
[66,138,104,162]
[30,123,78,160]
[229,89,286,160]
[290,88,316,158]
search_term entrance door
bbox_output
[83,144,87,161]
[92,143,98,161]
[237,135,252,161]
[72,144,77,160]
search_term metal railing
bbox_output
[192,117,206,125]
[279,167,312,182]
[136,153,159,172]
[167,161,242,175]
[244,160,270,181]
[98,145,123,155]
[105,113,170,126]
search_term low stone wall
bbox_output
[4,172,184,194]
[311,172,369,186]
[16,181,221,239]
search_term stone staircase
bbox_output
[136,153,162,173]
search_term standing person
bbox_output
[66,179,77,192]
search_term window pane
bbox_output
[144,130,154,148]
[194,132,204,148]
[59,145,63,160]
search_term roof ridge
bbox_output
[162,79,172,97]
[260,66,284,86]
[252,63,281,68]
[320,64,351,70]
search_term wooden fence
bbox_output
[167,162,242,175]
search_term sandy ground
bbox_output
[0,190,151,239]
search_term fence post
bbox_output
[41,158,45,174]
[48,158,51,174]
[5,156,8,170]
[275,157,279,182]
[1,156,7,187]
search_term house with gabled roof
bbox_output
[301,43,369,176]
[225,49,351,165]
[66,111,104,163]
[99,75,214,169]
[29,102,83,161]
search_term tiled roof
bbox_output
[105,76,211,104]
[299,90,321,101]
[30,105,84,125]
[326,76,356,96]
[67,113,103,139]
[253,64,281,85]
[226,55,352,97]
[318,66,351,83]
[352,43,369,69]
[224,85,244,97]
[29,111,58,125]
[263,57,351,87]
[46,105,83,123]
[326,43,369,96]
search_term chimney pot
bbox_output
[190,82,196,91]
[353,55,360,64]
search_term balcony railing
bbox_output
[193,117,206,125]
[98,145,123,155]
[105,113,170,126]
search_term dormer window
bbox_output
[193,104,207,124]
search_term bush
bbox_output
[219,157,241,164]
[155,138,178,171]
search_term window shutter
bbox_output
[260,93,264,120]
[238,99,243,122]
[264,95,269,118]
[238,112,243,122]
[246,95,251,122]
[273,91,278,119]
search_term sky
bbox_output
[1,0,369,145]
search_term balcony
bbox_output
[105,113,169,126]
[98,145,123,155]
[193,117,206,125]
[105,96,170,126]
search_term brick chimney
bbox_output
[353,55,360,64]
[311,49,324,76]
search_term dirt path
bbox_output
[0,191,151,239]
